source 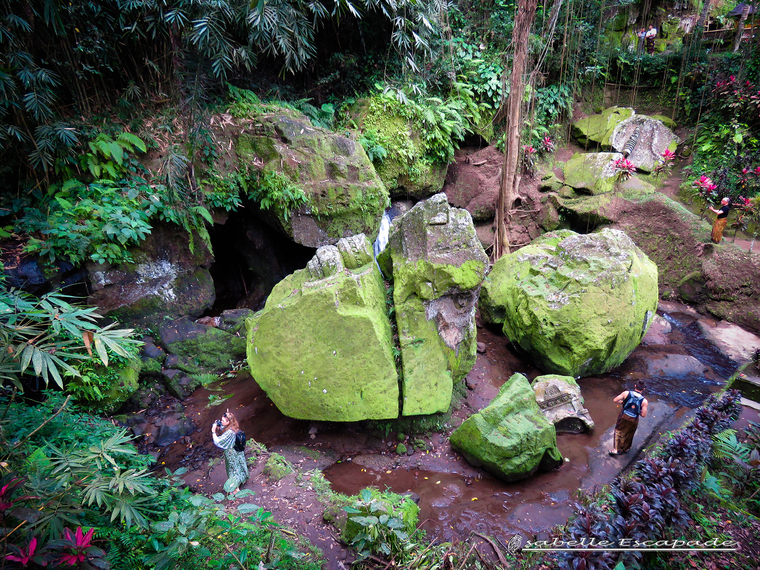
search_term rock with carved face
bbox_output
[532,375,594,433]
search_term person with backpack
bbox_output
[609,384,648,456]
[211,410,249,494]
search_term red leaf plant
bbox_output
[47,527,107,568]
[5,536,48,567]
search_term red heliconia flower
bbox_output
[661,149,675,161]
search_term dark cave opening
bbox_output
[207,202,315,314]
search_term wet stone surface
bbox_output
[124,300,754,567]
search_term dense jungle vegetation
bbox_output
[2,0,760,568]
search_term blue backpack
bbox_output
[622,391,644,418]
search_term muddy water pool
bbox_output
[155,300,742,544]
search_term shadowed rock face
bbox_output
[86,222,215,325]
[450,373,563,482]
[379,194,490,416]
[480,228,659,378]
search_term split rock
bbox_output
[378,194,489,415]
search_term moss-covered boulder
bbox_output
[609,115,680,173]
[563,152,623,195]
[235,106,389,247]
[349,96,448,199]
[539,171,564,193]
[74,359,141,415]
[450,374,563,482]
[571,107,634,147]
[159,317,248,373]
[246,235,399,421]
[378,194,489,416]
[480,228,658,377]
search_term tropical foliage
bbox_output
[0,393,323,569]
[0,287,141,390]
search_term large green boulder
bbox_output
[480,228,658,377]
[450,374,563,482]
[235,107,389,248]
[378,194,489,416]
[246,235,399,421]
[571,107,634,148]
[350,96,448,199]
[563,152,623,195]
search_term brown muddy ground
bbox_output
[141,299,746,569]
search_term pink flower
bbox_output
[55,527,96,566]
[523,145,536,155]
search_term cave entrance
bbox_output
[207,202,315,314]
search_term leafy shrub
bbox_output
[343,488,419,563]
[0,287,141,390]
[249,171,308,221]
[21,178,159,265]
[358,130,388,164]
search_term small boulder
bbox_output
[450,374,563,482]
[159,317,247,373]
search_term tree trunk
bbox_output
[733,4,751,52]
[695,0,713,35]
[495,0,539,259]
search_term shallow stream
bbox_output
[154,300,743,545]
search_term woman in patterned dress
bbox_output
[211,410,248,494]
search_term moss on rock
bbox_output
[450,373,563,482]
[246,236,399,421]
[480,228,658,377]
